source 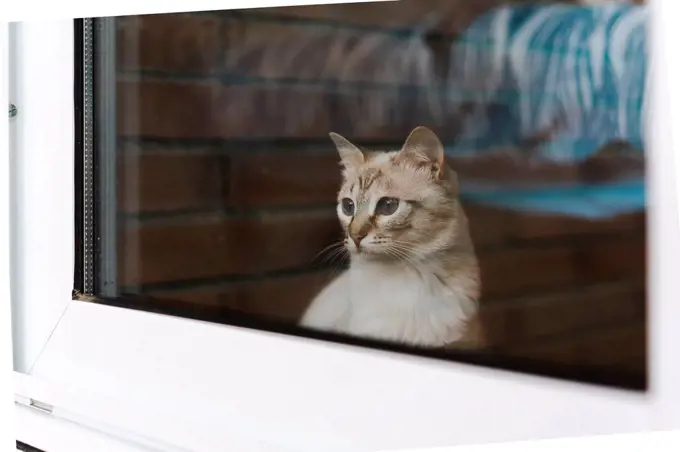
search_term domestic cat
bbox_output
[300,126,483,349]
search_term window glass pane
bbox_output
[90,0,648,389]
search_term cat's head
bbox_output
[331,126,462,262]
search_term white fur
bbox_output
[300,258,474,347]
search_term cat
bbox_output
[300,126,483,349]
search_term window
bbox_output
[7,1,680,451]
[96,0,649,387]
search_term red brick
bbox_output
[503,322,646,374]
[218,83,333,138]
[123,214,644,294]
[479,246,576,297]
[119,210,342,285]
[118,80,336,139]
[118,150,224,213]
[213,149,645,241]
[578,239,646,282]
[147,271,336,322]
[465,204,511,248]
[508,210,645,242]
[480,281,644,347]
[244,0,501,33]
[117,13,220,73]
[465,205,645,249]
[118,83,468,142]
[243,0,445,29]
[224,270,335,322]
[246,1,595,37]
[146,287,224,306]
[117,80,225,139]
[478,237,646,298]
[117,83,469,142]
[225,150,341,208]
[149,270,337,322]
[449,154,581,187]
[222,17,435,85]
[450,152,642,190]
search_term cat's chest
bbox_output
[348,265,431,309]
[342,264,467,346]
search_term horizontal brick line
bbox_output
[124,264,340,293]
[117,70,441,93]
[119,203,336,225]
[118,210,644,255]
[479,278,645,310]
[124,10,219,20]
[116,71,646,105]
[480,279,645,306]
[117,140,337,154]
[479,275,646,303]
[119,208,223,222]
[223,11,645,61]
[116,8,450,41]
[214,9,449,39]
[117,71,219,84]
[498,319,647,354]
[133,277,644,312]
[117,210,645,249]
[217,9,229,69]
[116,137,646,157]
[117,135,406,149]
[474,229,646,254]
[122,268,641,310]
[118,145,223,156]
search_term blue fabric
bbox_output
[448,3,648,161]
[446,3,648,218]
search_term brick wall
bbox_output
[114,1,647,380]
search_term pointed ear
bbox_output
[329,132,364,169]
[399,126,445,177]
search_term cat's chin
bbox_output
[348,249,401,264]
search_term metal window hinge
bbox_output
[29,399,54,414]
[15,395,53,414]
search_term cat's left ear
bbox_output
[399,126,445,178]
[329,132,365,169]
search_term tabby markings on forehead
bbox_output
[356,168,382,191]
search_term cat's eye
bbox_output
[340,198,355,216]
[375,197,399,216]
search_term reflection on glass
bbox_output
[94,0,648,388]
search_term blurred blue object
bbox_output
[446,3,648,218]
[461,178,645,219]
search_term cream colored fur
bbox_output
[300,126,483,348]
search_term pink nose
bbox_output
[352,234,366,248]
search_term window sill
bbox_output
[14,299,655,452]
[15,403,152,452]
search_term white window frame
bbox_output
[3,1,680,450]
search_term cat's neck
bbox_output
[349,250,446,276]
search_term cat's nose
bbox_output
[352,233,367,248]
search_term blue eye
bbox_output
[341,198,355,216]
[375,197,399,216]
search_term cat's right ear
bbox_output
[329,132,364,169]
